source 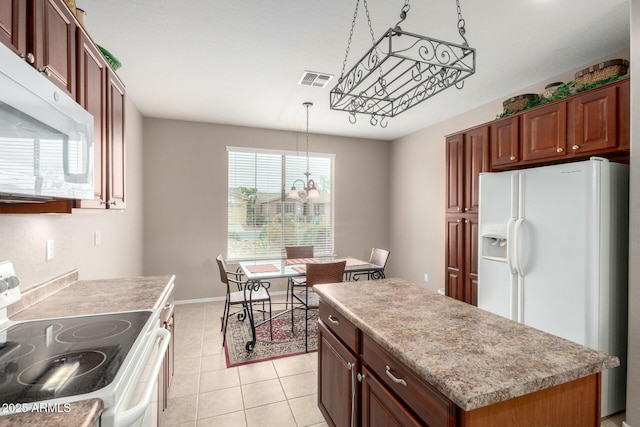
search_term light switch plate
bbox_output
[94,231,101,246]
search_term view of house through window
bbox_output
[227,147,334,260]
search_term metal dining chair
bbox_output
[352,247,390,281]
[290,260,346,352]
[217,255,272,348]
[285,245,314,309]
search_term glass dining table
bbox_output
[235,256,383,351]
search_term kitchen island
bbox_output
[314,278,619,426]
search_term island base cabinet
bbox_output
[458,373,601,427]
[361,367,423,427]
[318,320,359,427]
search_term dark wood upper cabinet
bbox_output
[521,102,567,162]
[569,85,618,154]
[490,116,519,168]
[0,0,27,55]
[31,0,77,97]
[107,72,126,209]
[464,126,490,214]
[446,133,464,214]
[446,126,489,215]
[75,29,107,209]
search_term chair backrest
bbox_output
[305,261,346,287]
[369,248,390,268]
[216,255,229,284]
[285,245,314,259]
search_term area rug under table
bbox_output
[224,308,318,367]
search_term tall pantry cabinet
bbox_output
[445,126,489,306]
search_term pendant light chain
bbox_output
[305,102,310,175]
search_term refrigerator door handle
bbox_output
[506,217,517,274]
[513,217,525,276]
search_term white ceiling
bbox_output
[75,0,630,141]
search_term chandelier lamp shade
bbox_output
[288,102,320,200]
[330,0,476,127]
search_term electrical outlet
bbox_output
[424,273,429,282]
[94,231,101,246]
[46,239,54,261]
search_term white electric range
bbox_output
[0,261,170,426]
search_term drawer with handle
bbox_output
[362,333,457,427]
[318,302,360,353]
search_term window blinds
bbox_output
[227,146,334,260]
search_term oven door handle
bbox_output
[113,327,171,427]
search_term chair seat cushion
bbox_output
[230,286,270,304]
[293,290,319,308]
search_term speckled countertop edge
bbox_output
[314,278,619,411]
[0,398,103,427]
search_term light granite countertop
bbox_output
[3,273,174,426]
[313,278,620,411]
[9,272,175,321]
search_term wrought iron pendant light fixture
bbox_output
[288,102,320,200]
[330,0,476,127]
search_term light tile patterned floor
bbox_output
[160,299,328,427]
[162,299,626,427]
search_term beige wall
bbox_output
[627,1,639,423]
[142,118,390,301]
[0,97,145,289]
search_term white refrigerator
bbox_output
[477,157,628,417]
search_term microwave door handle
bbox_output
[113,328,171,427]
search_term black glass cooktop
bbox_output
[0,311,151,404]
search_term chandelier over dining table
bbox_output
[330,0,476,127]
[287,102,320,200]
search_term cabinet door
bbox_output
[76,29,107,209]
[446,134,464,214]
[361,366,423,427]
[464,126,490,214]
[0,0,27,55]
[521,102,567,162]
[618,79,630,150]
[445,216,465,302]
[490,117,519,168]
[464,216,479,306]
[570,85,617,154]
[107,71,126,209]
[32,0,77,97]
[318,320,358,427]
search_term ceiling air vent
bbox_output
[298,71,334,88]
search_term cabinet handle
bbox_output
[510,156,516,161]
[39,66,51,77]
[357,372,366,382]
[556,147,563,153]
[572,144,580,150]
[457,207,463,212]
[348,362,356,427]
[21,53,35,64]
[385,366,407,386]
[99,199,107,205]
[327,315,340,325]
[165,303,173,310]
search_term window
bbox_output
[227,146,334,260]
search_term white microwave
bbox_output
[0,42,94,203]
